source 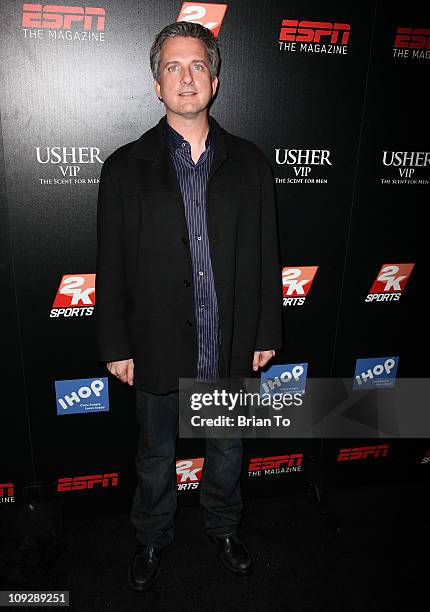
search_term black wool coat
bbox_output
[95,115,283,393]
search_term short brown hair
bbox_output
[150,21,220,82]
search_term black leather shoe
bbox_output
[209,533,253,576]
[128,544,161,592]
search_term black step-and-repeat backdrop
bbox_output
[1,1,427,516]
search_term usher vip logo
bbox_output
[36,146,103,184]
[22,3,106,41]
[381,151,430,185]
[275,149,332,184]
[57,473,118,492]
[177,3,228,37]
[51,274,95,317]
[0,483,15,504]
[353,357,399,390]
[176,458,204,491]
[55,378,109,415]
[278,19,350,55]
[393,27,430,60]
[248,453,303,477]
[337,444,389,461]
[365,263,415,302]
[282,266,318,306]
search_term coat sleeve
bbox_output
[95,160,132,362]
[254,158,283,350]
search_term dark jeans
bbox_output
[130,388,243,548]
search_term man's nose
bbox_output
[181,67,194,84]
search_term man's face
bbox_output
[154,36,218,118]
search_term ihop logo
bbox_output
[353,357,399,390]
[55,377,109,415]
[260,363,308,395]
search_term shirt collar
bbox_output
[163,115,213,153]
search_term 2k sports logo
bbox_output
[176,458,204,491]
[365,263,414,302]
[421,449,430,465]
[22,3,106,30]
[177,3,228,37]
[51,274,95,317]
[282,266,318,306]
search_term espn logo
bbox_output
[279,20,350,44]
[57,473,118,491]
[177,3,228,37]
[51,274,95,317]
[337,444,389,461]
[394,27,430,49]
[0,483,15,498]
[365,263,415,302]
[249,454,303,471]
[282,266,318,306]
[22,4,106,30]
[176,457,204,491]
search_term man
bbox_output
[96,21,282,592]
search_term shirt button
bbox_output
[181,142,187,148]
[198,270,204,276]
[184,280,191,287]
[197,235,202,241]
[200,303,205,309]
[185,319,193,327]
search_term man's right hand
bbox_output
[107,359,134,386]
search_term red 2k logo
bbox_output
[369,263,415,294]
[177,3,228,37]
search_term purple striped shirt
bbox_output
[163,116,221,381]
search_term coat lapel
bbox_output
[127,114,234,191]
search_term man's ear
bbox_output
[154,78,162,101]
[211,75,219,98]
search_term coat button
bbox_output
[184,279,191,287]
[182,237,188,245]
[185,319,193,327]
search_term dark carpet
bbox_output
[1,479,428,611]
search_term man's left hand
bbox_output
[252,350,276,372]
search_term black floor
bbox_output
[1,479,428,611]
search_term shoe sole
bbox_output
[206,534,252,576]
[128,566,160,593]
[220,554,252,576]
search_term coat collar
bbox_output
[127,114,238,196]
[128,114,240,162]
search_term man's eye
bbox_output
[193,63,204,70]
[167,65,178,71]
